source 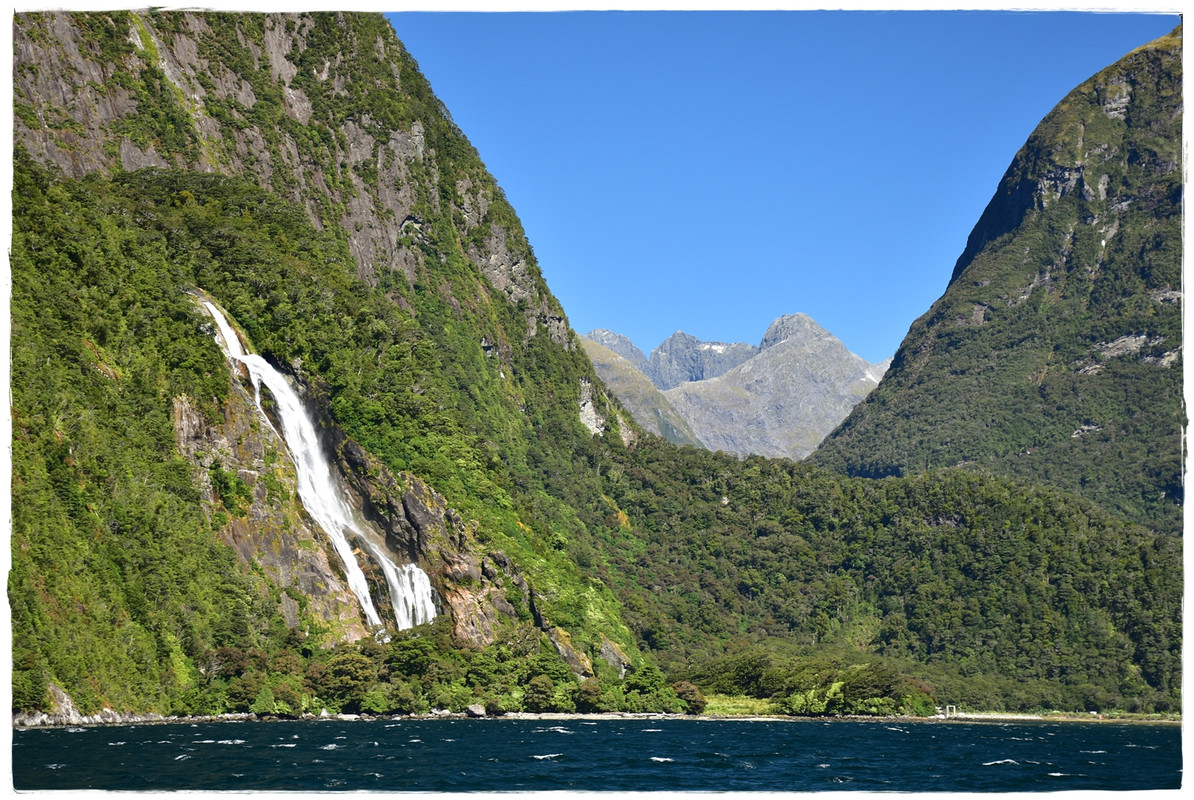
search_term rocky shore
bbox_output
[11,705,704,730]
[14,686,1178,730]
[15,707,1176,730]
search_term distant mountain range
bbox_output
[583,314,891,460]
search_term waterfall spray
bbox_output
[203,300,435,632]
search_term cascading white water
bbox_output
[203,300,435,632]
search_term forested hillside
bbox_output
[811,27,1184,536]
[9,11,1182,720]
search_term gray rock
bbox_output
[647,331,758,390]
[580,340,703,447]
[665,314,888,461]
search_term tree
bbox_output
[524,675,555,712]
[250,685,276,715]
[322,652,376,712]
[671,681,707,714]
[575,678,606,713]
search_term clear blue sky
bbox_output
[385,9,1180,363]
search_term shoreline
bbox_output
[12,707,1180,731]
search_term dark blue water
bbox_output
[11,717,1182,791]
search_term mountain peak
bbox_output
[811,25,1182,534]
[645,331,757,389]
[758,313,831,351]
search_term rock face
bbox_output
[584,315,889,460]
[174,294,538,647]
[647,332,759,390]
[11,10,573,346]
[172,369,370,644]
[331,430,542,650]
[811,26,1183,534]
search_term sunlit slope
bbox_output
[581,340,704,447]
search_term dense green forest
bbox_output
[9,11,1183,721]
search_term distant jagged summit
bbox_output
[647,331,759,390]
[584,329,650,376]
[583,327,761,392]
[583,315,889,460]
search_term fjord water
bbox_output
[203,301,435,631]
[12,718,1181,791]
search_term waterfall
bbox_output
[202,300,436,632]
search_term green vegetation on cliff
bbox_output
[810,27,1183,536]
[6,153,655,717]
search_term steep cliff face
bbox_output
[12,10,639,716]
[13,11,570,344]
[171,367,370,644]
[811,26,1184,533]
[176,293,542,649]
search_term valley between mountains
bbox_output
[9,12,1182,725]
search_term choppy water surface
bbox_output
[12,717,1181,791]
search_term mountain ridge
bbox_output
[584,314,890,459]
